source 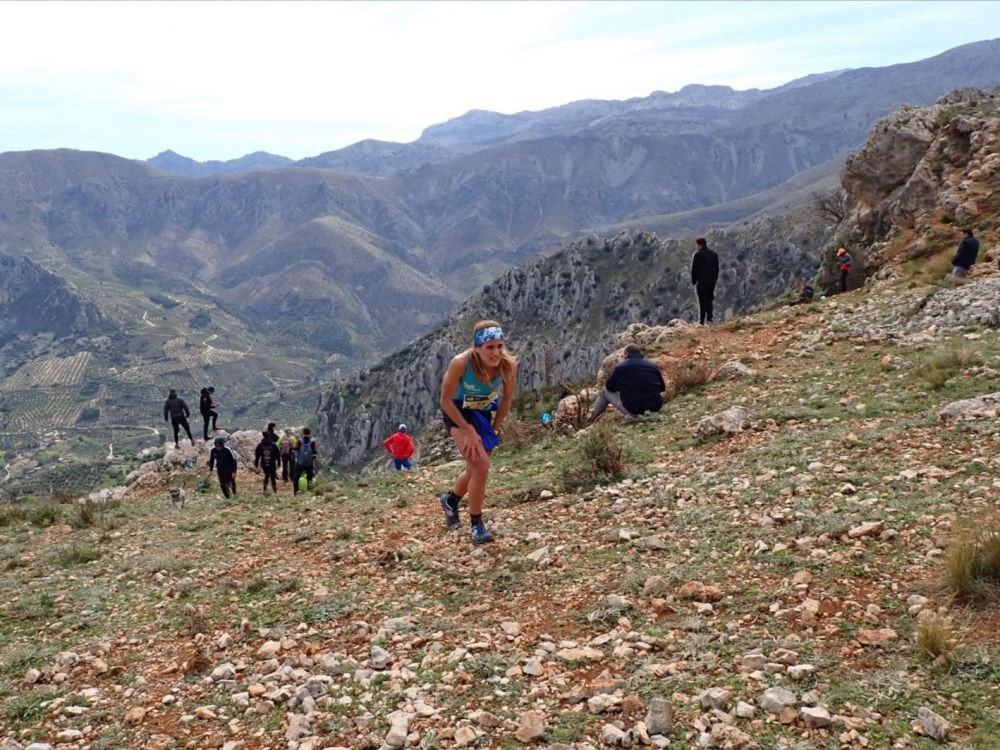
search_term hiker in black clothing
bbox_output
[952,228,980,277]
[164,388,196,448]
[691,238,720,325]
[587,344,667,425]
[265,421,279,445]
[291,428,318,495]
[254,431,281,495]
[208,436,238,498]
[789,281,815,306]
[199,386,218,441]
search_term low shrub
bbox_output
[56,543,103,567]
[943,518,1000,600]
[0,502,61,528]
[668,361,712,398]
[561,422,626,491]
[921,345,982,390]
[70,500,98,529]
[915,612,953,662]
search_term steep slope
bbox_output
[0,253,105,351]
[819,86,1000,290]
[315,207,828,466]
[2,239,998,750]
[314,85,1000,468]
[223,216,460,355]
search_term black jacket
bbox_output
[691,247,719,287]
[164,396,190,421]
[200,392,215,415]
[953,236,980,269]
[209,446,238,474]
[255,440,281,468]
[605,352,666,415]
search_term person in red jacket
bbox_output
[384,424,415,470]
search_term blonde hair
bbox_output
[468,319,516,383]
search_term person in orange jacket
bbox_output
[384,424,415,470]
[836,247,853,292]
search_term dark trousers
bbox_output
[292,464,314,494]
[261,465,277,492]
[171,417,194,446]
[201,410,218,440]
[696,282,715,324]
[217,471,237,498]
[840,270,849,292]
[280,454,292,481]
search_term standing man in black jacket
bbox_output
[952,228,980,277]
[691,238,720,325]
[163,388,196,448]
[586,345,666,425]
[254,431,281,495]
[199,386,219,441]
[208,436,238,498]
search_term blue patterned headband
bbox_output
[474,326,504,347]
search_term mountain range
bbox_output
[2,39,997,359]
[2,39,1000,496]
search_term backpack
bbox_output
[296,438,315,467]
[279,436,292,456]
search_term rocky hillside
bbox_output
[1,255,997,750]
[315,85,1000,469]
[2,40,998,321]
[0,253,105,351]
[315,208,828,467]
[819,87,1000,291]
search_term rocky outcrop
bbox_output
[820,87,1000,290]
[317,214,828,467]
[123,430,271,492]
[0,253,105,348]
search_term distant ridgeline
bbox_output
[316,84,1000,468]
[315,207,829,467]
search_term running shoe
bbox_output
[440,492,460,528]
[470,522,494,544]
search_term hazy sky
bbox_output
[2,1,999,161]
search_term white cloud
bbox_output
[0,0,997,159]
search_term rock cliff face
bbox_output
[0,253,105,348]
[819,87,1000,289]
[316,209,828,466]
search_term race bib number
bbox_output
[462,391,498,410]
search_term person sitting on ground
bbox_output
[789,281,815,306]
[586,344,666,425]
[836,247,852,292]
[254,430,281,495]
[291,428,318,495]
[164,388,196,448]
[951,227,980,277]
[208,436,238,498]
[384,423,415,471]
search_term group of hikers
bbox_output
[207,424,318,498]
[161,385,319,498]
[158,228,985,542]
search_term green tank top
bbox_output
[452,355,502,411]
